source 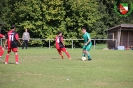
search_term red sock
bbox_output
[15,54,19,62]
[0,51,3,56]
[1,50,4,55]
[65,51,70,58]
[0,49,4,57]
[5,54,9,63]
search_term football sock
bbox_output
[59,52,63,56]
[82,53,86,57]
[61,54,64,59]
[60,53,63,56]
[15,54,19,62]
[0,50,4,56]
[5,54,9,63]
[65,51,70,58]
[59,51,62,56]
[87,54,91,60]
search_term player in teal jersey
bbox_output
[81,27,92,60]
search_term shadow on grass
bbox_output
[75,59,82,61]
[75,59,92,61]
[51,58,59,59]
[0,61,15,64]
[51,58,83,61]
[8,62,15,64]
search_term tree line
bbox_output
[0,0,133,47]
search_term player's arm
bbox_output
[4,34,8,48]
[18,39,22,46]
[60,37,65,46]
[16,34,22,46]
[84,34,91,45]
[4,39,7,48]
[22,33,24,40]
[85,38,91,45]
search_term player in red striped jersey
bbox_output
[55,32,71,60]
[0,34,5,60]
[4,25,22,64]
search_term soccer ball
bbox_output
[82,57,86,61]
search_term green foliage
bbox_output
[29,39,44,47]
[0,0,132,47]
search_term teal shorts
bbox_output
[83,43,92,51]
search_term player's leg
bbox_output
[0,46,4,60]
[85,44,92,60]
[82,46,87,57]
[61,48,71,60]
[85,50,91,60]
[82,50,86,57]
[57,48,64,59]
[5,48,11,64]
[22,40,25,49]
[25,40,28,49]
[14,52,19,64]
[13,48,19,64]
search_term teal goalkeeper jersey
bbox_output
[83,32,92,44]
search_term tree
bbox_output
[64,0,102,39]
[1,0,132,47]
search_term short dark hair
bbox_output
[81,27,87,30]
[57,32,62,35]
[11,25,16,29]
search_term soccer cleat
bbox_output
[68,58,72,60]
[88,58,92,61]
[16,62,19,65]
[87,55,92,61]
[61,55,64,59]
[5,62,8,64]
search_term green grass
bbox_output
[93,44,108,49]
[0,48,133,88]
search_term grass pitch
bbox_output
[0,48,133,88]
